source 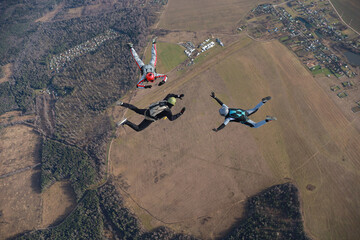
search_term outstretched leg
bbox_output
[245,116,276,128]
[121,102,147,115]
[245,119,267,128]
[129,45,145,70]
[245,96,271,116]
[124,119,153,132]
[245,101,264,116]
[149,41,157,67]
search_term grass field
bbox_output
[144,42,188,74]
[35,3,64,22]
[40,181,76,228]
[0,63,12,84]
[310,66,332,76]
[0,111,35,125]
[0,125,78,239]
[0,125,42,239]
[330,0,360,33]
[157,0,260,32]
[110,33,360,239]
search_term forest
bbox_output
[14,182,309,240]
[14,190,103,240]
[15,182,198,240]
[224,183,311,240]
[41,139,97,199]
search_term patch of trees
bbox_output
[140,227,199,240]
[0,82,18,115]
[1,0,163,176]
[98,181,199,240]
[0,0,61,65]
[1,0,160,115]
[14,182,310,240]
[224,183,311,240]
[15,182,198,240]
[150,0,168,5]
[14,190,103,240]
[98,182,142,239]
[41,139,97,199]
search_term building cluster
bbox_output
[181,41,196,58]
[181,38,223,59]
[49,29,119,73]
[249,1,358,78]
[330,80,354,99]
[201,41,215,52]
[198,38,218,52]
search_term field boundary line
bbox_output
[0,163,41,179]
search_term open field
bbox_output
[40,181,76,228]
[0,126,78,238]
[110,33,360,239]
[157,0,264,32]
[0,125,41,176]
[144,42,188,74]
[0,111,35,126]
[0,63,12,84]
[330,0,360,33]
[35,2,64,22]
[0,125,42,239]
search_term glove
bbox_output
[180,107,186,114]
[210,92,215,98]
[212,128,218,132]
[158,81,165,86]
[179,94,184,100]
[144,85,152,89]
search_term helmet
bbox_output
[167,97,176,106]
[219,106,229,116]
[146,72,155,82]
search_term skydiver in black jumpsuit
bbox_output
[117,94,185,132]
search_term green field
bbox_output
[331,0,360,33]
[144,42,187,73]
[310,66,332,76]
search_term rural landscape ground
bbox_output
[111,0,360,239]
[0,0,359,239]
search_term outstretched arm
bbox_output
[212,123,226,132]
[164,107,186,121]
[210,92,224,106]
[136,76,152,89]
[212,118,231,132]
[155,74,168,86]
[164,93,185,100]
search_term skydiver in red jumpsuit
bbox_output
[128,37,167,89]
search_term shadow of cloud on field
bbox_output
[219,183,312,240]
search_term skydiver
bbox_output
[128,37,167,89]
[210,92,276,132]
[116,94,186,132]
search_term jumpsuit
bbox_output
[130,42,168,88]
[121,94,183,132]
[213,96,271,131]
